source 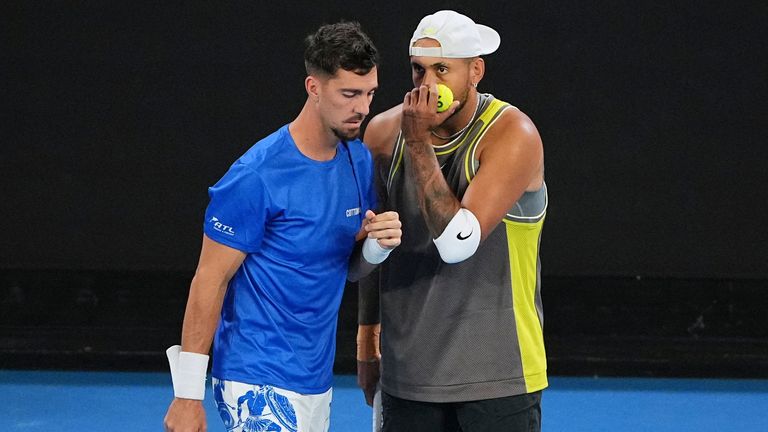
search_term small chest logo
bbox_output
[346,207,361,217]
[209,216,235,236]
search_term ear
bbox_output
[470,58,485,86]
[305,75,321,101]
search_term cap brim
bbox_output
[476,24,501,55]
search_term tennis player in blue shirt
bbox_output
[164,21,401,432]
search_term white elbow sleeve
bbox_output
[432,208,481,264]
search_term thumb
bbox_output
[365,210,376,220]
[436,100,461,122]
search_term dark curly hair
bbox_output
[304,21,379,77]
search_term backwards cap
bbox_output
[409,10,501,58]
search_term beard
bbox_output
[445,86,473,120]
[332,126,360,141]
[332,115,364,141]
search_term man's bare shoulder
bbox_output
[477,104,544,189]
[364,104,403,157]
[369,104,403,127]
[482,105,543,153]
[499,105,540,137]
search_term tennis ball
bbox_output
[436,84,454,113]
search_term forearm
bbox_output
[357,267,380,361]
[180,271,229,355]
[404,140,461,237]
[347,239,379,283]
[357,267,380,325]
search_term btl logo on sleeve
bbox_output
[209,216,235,236]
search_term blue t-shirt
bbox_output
[204,124,376,394]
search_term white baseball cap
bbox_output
[409,10,501,58]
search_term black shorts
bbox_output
[381,390,542,432]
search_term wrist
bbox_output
[403,135,432,149]
[166,345,209,400]
[174,397,205,404]
[362,237,392,264]
[356,346,380,361]
[356,324,381,360]
[357,323,381,338]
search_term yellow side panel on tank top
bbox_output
[504,218,548,392]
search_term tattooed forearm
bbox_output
[422,180,458,234]
[404,140,460,236]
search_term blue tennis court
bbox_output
[2,371,766,431]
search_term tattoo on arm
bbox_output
[405,140,460,237]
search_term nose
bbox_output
[354,96,370,117]
[421,69,438,87]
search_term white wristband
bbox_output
[166,345,209,400]
[362,237,392,264]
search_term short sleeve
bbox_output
[203,162,270,253]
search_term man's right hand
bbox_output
[357,323,381,406]
[401,83,459,144]
[164,398,207,432]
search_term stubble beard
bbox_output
[332,126,360,142]
[449,86,473,120]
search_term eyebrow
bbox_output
[411,61,449,68]
[340,86,379,93]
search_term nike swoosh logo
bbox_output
[456,230,472,240]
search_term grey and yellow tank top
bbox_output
[378,93,548,402]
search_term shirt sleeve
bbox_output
[203,162,271,253]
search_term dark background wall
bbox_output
[2,2,766,375]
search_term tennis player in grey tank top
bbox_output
[358,10,548,432]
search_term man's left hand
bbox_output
[364,210,402,250]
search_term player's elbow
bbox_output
[435,244,479,264]
[433,208,482,264]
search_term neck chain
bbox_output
[430,97,481,141]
